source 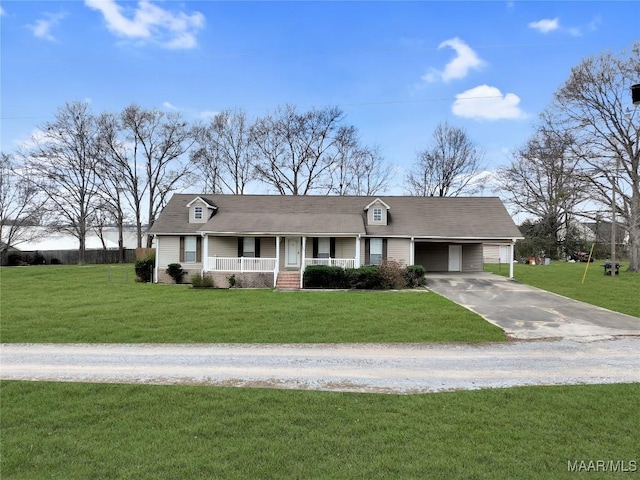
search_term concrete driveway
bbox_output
[425,273,640,340]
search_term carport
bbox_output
[414,239,516,277]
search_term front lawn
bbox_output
[1,381,638,479]
[0,265,505,343]
[484,261,640,318]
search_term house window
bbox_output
[243,237,256,257]
[317,238,330,258]
[184,236,197,262]
[194,206,203,220]
[370,238,383,265]
[373,207,382,222]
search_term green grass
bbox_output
[485,261,640,318]
[1,381,638,479]
[0,265,505,343]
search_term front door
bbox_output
[285,237,300,267]
[448,245,462,272]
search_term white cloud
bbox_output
[423,37,484,83]
[28,12,67,42]
[84,0,205,50]
[528,17,559,33]
[452,85,527,120]
[162,101,180,111]
[0,6,5,16]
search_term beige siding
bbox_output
[158,236,181,267]
[462,244,483,272]
[157,235,203,283]
[189,199,208,224]
[366,200,388,225]
[483,244,500,263]
[334,237,356,258]
[386,238,410,265]
[259,237,277,257]
[208,237,237,257]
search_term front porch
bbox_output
[203,235,361,288]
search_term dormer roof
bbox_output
[363,198,391,211]
[186,196,218,210]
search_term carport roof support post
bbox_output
[509,242,514,279]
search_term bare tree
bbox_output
[552,42,640,271]
[405,122,484,197]
[119,104,194,247]
[326,124,392,196]
[24,101,102,264]
[498,116,586,258]
[96,111,145,249]
[190,109,255,194]
[0,153,49,253]
[252,105,345,195]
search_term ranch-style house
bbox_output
[148,194,523,287]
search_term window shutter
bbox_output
[179,237,185,263]
[238,237,244,257]
[330,238,336,258]
[196,237,202,263]
[255,238,261,258]
[382,239,388,261]
[312,238,319,258]
[364,238,370,265]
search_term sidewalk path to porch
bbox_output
[425,273,640,341]
[2,339,639,394]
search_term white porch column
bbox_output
[409,237,415,265]
[300,236,307,288]
[275,236,281,287]
[354,235,361,268]
[201,233,208,274]
[509,242,515,279]
[153,235,159,283]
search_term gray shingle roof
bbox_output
[149,194,522,240]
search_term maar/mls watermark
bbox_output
[568,460,637,473]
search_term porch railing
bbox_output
[304,258,356,269]
[208,257,277,272]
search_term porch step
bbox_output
[276,272,301,289]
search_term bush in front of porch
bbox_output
[303,263,426,290]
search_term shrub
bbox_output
[228,274,237,288]
[31,251,46,265]
[377,260,407,290]
[303,265,350,289]
[135,254,155,282]
[404,264,426,287]
[7,253,23,266]
[50,258,61,265]
[349,265,382,289]
[191,272,215,288]
[191,272,203,288]
[166,263,185,284]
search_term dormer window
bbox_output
[364,198,390,226]
[187,196,217,224]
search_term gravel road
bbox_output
[2,338,639,394]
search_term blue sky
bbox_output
[1,1,638,194]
